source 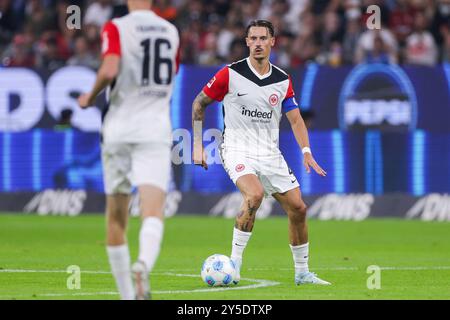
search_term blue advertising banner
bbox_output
[1,64,449,195]
[1,130,449,195]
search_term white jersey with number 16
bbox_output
[100,10,179,144]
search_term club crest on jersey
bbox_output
[269,94,279,106]
[207,76,216,88]
[235,164,245,172]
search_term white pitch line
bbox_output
[380,266,450,271]
[2,266,450,274]
[152,273,280,294]
[0,269,110,274]
[1,266,450,299]
[0,271,280,298]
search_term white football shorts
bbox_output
[219,146,300,197]
[101,142,171,194]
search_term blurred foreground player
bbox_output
[192,20,330,286]
[78,0,179,299]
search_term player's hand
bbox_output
[193,146,208,170]
[77,93,95,109]
[303,153,326,176]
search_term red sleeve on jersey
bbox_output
[282,75,299,113]
[175,46,181,74]
[101,21,121,58]
[285,76,295,99]
[202,66,229,102]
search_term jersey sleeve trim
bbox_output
[282,76,298,113]
[202,66,229,102]
[175,45,181,74]
[101,21,121,58]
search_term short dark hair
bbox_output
[246,20,275,37]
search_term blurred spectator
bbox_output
[176,0,206,30]
[430,0,450,48]
[24,0,57,39]
[364,35,394,64]
[240,0,263,27]
[310,0,340,16]
[342,18,362,65]
[67,34,100,69]
[389,0,416,46]
[84,23,102,56]
[84,0,113,28]
[0,0,449,68]
[1,33,35,67]
[153,0,178,23]
[36,33,65,71]
[318,40,343,66]
[198,32,223,65]
[404,11,438,66]
[343,0,362,21]
[227,38,247,63]
[354,28,398,64]
[316,10,343,65]
[0,0,19,50]
[178,17,203,64]
[271,31,295,68]
[291,10,320,66]
[283,0,310,35]
[217,20,246,60]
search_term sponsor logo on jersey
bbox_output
[241,106,273,119]
[235,164,245,172]
[207,76,216,88]
[269,94,279,106]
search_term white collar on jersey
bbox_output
[246,57,272,80]
[130,9,156,15]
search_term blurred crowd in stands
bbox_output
[1,0,450,70]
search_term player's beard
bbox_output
[253,48,267,61]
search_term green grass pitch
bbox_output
[0,214,449,300]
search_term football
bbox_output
[200,254,236,287]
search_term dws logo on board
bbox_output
[338,63,418,131]
[24,189,87,216]
[209,192,374,221]
[406,194,450,221]
[308,194,374,221]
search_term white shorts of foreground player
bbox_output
[220,147,299,197]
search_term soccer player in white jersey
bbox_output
[192,20,330,285]
[78,0,179,299]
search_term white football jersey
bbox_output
[100,10,179,144]
[203,57,299,156]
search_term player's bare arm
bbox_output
[192,91,214,170]
[286,108,326,176]
[78,55,120,108]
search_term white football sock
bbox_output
[138,216,164,273]
[230,227,252,264]
[290,242,309,274]
[106,244,134,300]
